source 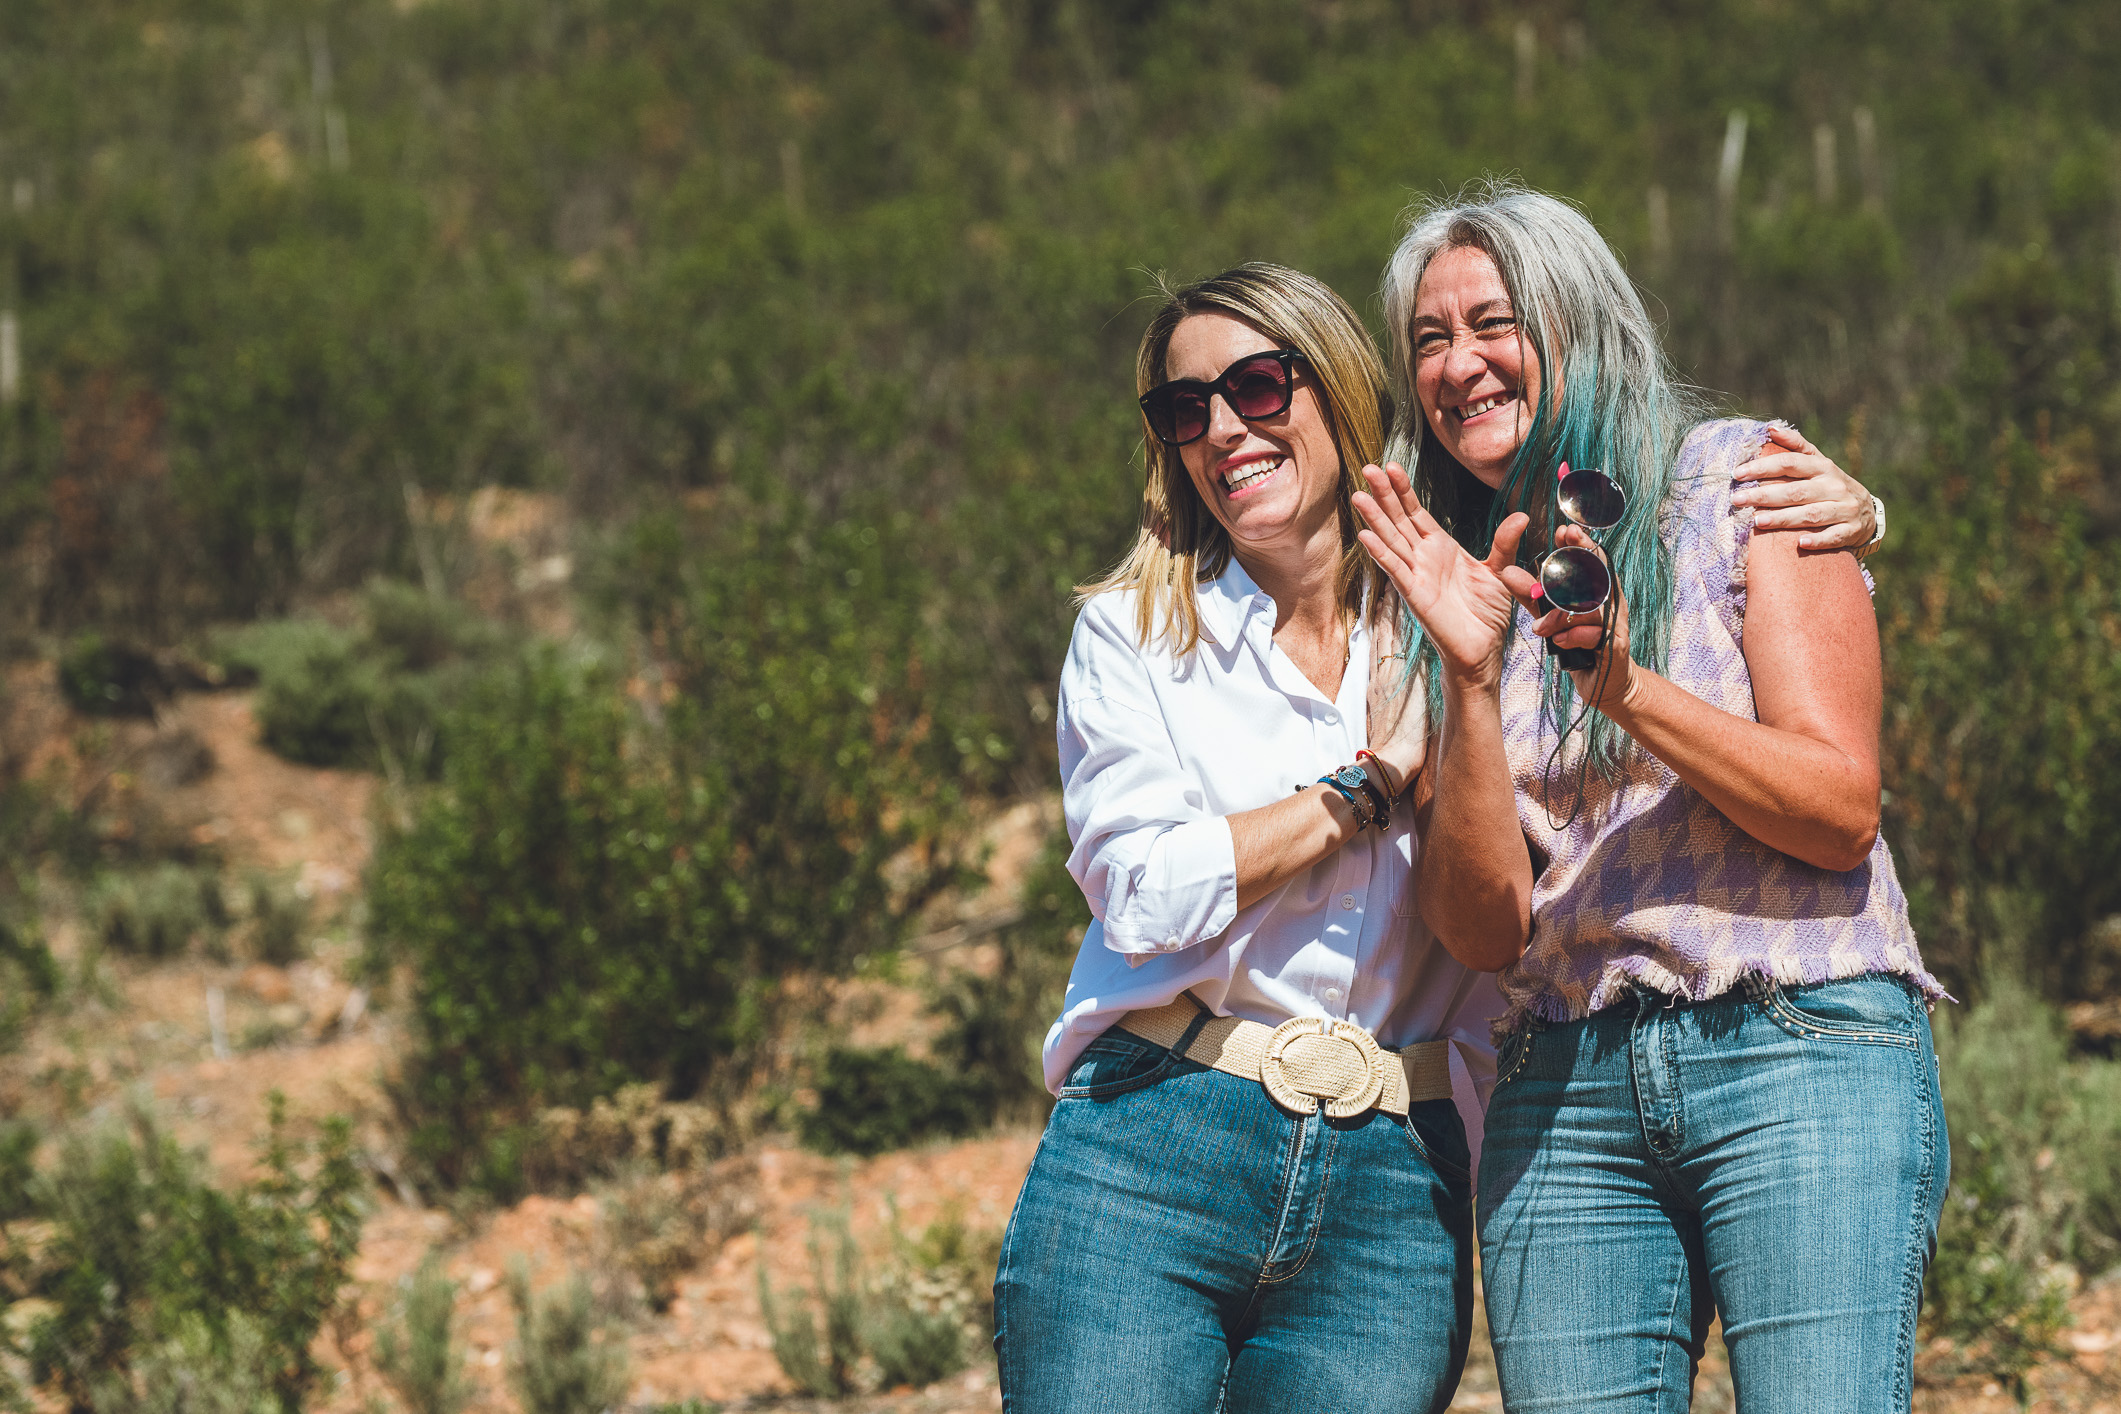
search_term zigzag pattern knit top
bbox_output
[1494,417,1944,1034]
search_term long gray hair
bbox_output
[1380,180,1706,767]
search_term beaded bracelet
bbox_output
[1313,773,1378,830]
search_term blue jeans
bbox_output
[1478,974,1949,1412]
[994,1025,1474,1413]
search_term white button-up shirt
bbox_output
[1042,559,1503,1136]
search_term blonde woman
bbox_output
[991,263,1496,1412]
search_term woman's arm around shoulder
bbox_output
[1731,421,1883,555]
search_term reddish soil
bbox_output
[324,1135,1039,1412]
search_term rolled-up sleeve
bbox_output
[1057,608,1238,959]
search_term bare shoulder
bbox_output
[1742,519,1879,750]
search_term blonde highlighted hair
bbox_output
[1080,262,1394,654]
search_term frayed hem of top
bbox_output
[1492,954,1954,1043]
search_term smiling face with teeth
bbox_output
[1408,243,1546,491]
[1166,311,1346,570]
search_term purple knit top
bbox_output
[1493,417,1945,1034]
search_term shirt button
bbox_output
[1324,986,1344,1003]
[1340,894,1356,910]
[1322,710,1339,724]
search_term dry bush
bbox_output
[593,1162,758,1314]
[529,1083,742,1191]
[373,1253,472,1414]
[504,1260,630,1414]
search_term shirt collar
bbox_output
[1196,557,1271,649]
[1196,556,1378,650]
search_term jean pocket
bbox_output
[1056,1029,1177,1100]
[1761,974,1921,1049]
[1494,1024,1538,1086]
[1397,1099,1472,1187]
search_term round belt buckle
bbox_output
[1261,1016,1387,1119]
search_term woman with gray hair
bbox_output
[1354,181,1945,1411]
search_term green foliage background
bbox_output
[0,0,2117,1169]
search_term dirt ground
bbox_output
[2,668,2117,1412]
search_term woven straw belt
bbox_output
[1116,996,1453,1119]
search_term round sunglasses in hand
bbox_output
[1535,466,1626,672]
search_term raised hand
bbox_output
[1732,423,1880,554]
[1352,462,1532,689]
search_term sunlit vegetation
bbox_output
[0,0,2115,1392]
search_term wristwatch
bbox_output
[1857,494,1887,560]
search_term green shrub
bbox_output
[363,579,499,674]
[369,634,964,1193]
[0,918,60,1052]
[1876,411,2121,996]
[220,620,378,769]
[240,872,308,967]
[0,1121,35,1223]
[374,1255,471,1414]
[504,1262,630,1414]
[89,866,223,959]
[758,1215,876,1398]
[758,1209,986,1397]
[797,1047,986,1158]
[57,634,167,720]
[213,598,514,776]
[872,1206,999,1387]
[16,1095,363,1413]
[1925,978,2121,1389]
[91,1312,281,1414]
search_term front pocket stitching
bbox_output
[1055,1041,1181,1100]
[1762,987,1919,1050]
[1398,1112,1472,1185]
[1495,1026,1536,1085]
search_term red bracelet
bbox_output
[1355,749,1401,799]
